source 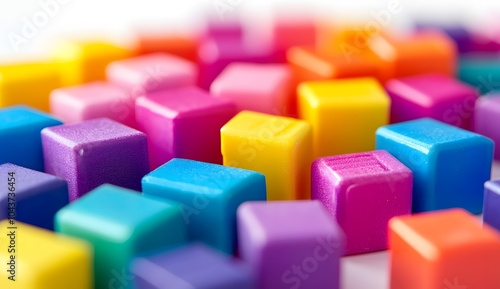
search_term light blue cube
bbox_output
[0,105,62,171]
[142,158,266,255]
[55,184,188,289]
[376,118,493,213]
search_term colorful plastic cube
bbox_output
[237,201,344,289]
[474,95,500,159]
[0,220,92,289]
[142,158,266,254]
[134,33,198,61]
[50,81,135,128]
[52,40,131,86]
[55,184,188,289]
[386,73,478,129]
[136,86,236,169]
[132,243,254,289]
[221,111,312,200]
[0,163,68,230]
[376,118,493,213]
[312,150,412,255]
[0,63,62,111]
[368,31,456,79]
[483,180,500,231]
[210,63,294,116]
[106,53,198,96]
[389,209,500,289]
[41,118,149,200]
[0,106,62,171]
[298,78,390,158]
[459,55,500,94]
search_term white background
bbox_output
[1,1,500,288]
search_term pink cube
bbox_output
[210,63,293,116]
[271,18,317,61]
[106,53,198,97]
[136,86,236,169]
[386,73,478,129]
[237,200,344,289]
[312,150,413,255]
[50,81,135,127]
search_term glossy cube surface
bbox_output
[474,95,500,159]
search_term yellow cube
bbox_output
[221,111,313,200]
[52,40,131,86]
[0,63,62,111]
[298,78,390,158]
[0,221,92,289]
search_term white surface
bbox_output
[1,1,500,288]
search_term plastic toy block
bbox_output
[134,33,198,61]
[267,18,317,62]
[483,180,500,231]
[386,73,478,129]
[136,86,236,169]
[459,55,500,94]
[41,118,149,201]
[198,37,274,89]
[210,63,294,116]
[107,53,198,95]
[0,106,62,171]
[312,150,412,255]
[132,243,254,289]
[389,209,500,289]
[287,47,383,85]
[368,30,456,79]
[52,40,131,86]
[55,184,188,289]
[203,18,243,40]
[142,158,266,254]
[237,201,344,289]
[415,24,475,53]
[0,63,62,111]
[50,81,135,128]
[298,78,390,158]
[221,111,312,200]
[0,220,92,289]
[376,118,493,213]
[0,163,68,230]
[475,95,500,159]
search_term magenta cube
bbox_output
[136,86,236,169]
[50,81,136,128]
[386,73,478,129]
[237,200,344,289]
[210,63,293,116]
[106,53,198,96]
[312,150,412,255]
[474,94,500,159]
[41,118,149,201]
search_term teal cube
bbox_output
[0,105,62,171]
[376,118,493,213]
[142,158,266,255]
[459,55,500,94]
[55,184,188,289]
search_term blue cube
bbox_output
[142,158,266,255]
[0,163,68,230]
[0,106,62,171]
[483,180,500,230]
[55,184,188,289]
[131,243,254,289]
[376,118,493,213]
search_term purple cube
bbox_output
[386,73,478,129]
[136,86,236,169]
[41,118,149,201]
[237,201,344,289]
[474,94,500,159]
[312,150,412,255]
[131,243,254,289]
[483,180,500,230]
[0,163,68,230]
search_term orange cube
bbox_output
[134,34,198,61]
[389,209,500,289]
[369,30,457,79]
